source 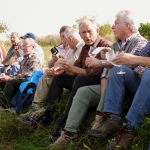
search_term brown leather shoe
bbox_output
[50,131,78,148]
[91,114,104,129]
[88,114,121,138]
[106,123,136,150]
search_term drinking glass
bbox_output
[88,46,97,57]
[115,51,126,74]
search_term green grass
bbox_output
[1,90,150,150]
[1,45,150,150]
[4,45,52,65]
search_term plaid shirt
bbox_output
[74,40,108,79]
[133,41,150,76]
[101,33,147,78]
[14,53,42,78]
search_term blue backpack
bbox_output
[10,70,43,112]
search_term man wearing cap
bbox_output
[20,33,44,64]
[0,32,23,78]
[0,38,42,109]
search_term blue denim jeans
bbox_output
[0,64,20,76]
[148,143,150,150]
[104,66,150,127]
[126,68,150,127]
[103,66,141,123]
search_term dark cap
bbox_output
[20,32,36,40]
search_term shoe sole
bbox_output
[87,130,112,138]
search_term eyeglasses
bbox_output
[22,45,32,48]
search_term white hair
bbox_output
[64,28,81,40]
[24,38,36,47]
[78,18,98,31]
[116,10,139,33]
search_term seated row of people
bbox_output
[1,9,150,150]
[50,10,150,150]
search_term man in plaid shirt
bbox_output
[0,38,42,109]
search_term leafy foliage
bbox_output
[98,23,115,42]
[139,23,150,40]
[0,21,9,33]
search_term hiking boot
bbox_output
[30,107,46,121]
[19,106,46,123]
[20,112,30,120]
[5,107,17,114]
[106,123,136,150]
[50,131,78,148]
[91,114,104,129]
[19,103,41,120]
[88,114,121,138]
[19,108,46,129]
[50,116,67,142]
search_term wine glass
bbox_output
[115,51,126,74]
[88,46,97,57]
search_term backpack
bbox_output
[10,70,43,112]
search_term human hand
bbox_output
[0,74,11,82]
[43,67,53,76]
[112,53,134,67]
[52,52,59,61]
[85,57,101,68]
[0,63,4,67]
[4,65,11,74]
[58,59,73,72]
[52,67,65,75]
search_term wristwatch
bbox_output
[101,60,106,68]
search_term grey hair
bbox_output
[78,18,98,30]
[25,38,36,47]
[11,32,20,38]
[116,10,139,33]
[64,28,81,40]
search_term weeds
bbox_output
[1,90,150,150]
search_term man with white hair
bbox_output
[20,32,44,64]
[0,32,23,77]
[0,38,42,109]
[19,27,84,127]
[51,10,148,149]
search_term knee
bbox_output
[12,64,20,70]
[74,74,88,85]
[74,74,86,81]
[74,86,91,104]
[141,68,150,83]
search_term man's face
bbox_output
[22,39,34,55]
[60,32,68,47]
[10,33,20,45]
[79,21,98,46]
[65,37,74,49]
[112,17,126,40]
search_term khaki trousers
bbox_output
[65,85,100,133]
[33,75,54,104]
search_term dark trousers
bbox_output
[43,74,100,115]
[0,79,23,108]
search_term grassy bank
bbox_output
[0,90,150,150]
[1,45,150,150]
